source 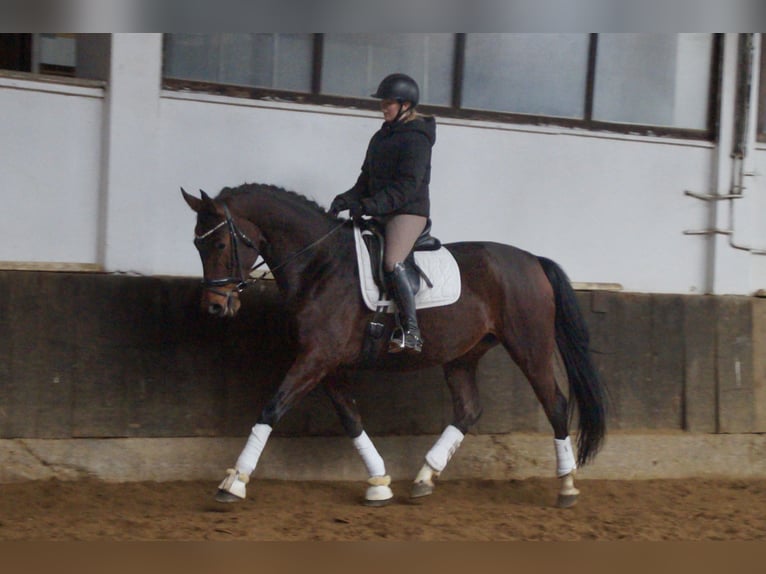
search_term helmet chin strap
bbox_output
[392,101,412,123]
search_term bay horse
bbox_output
[182,183,606,508]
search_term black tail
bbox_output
[537,256,607,466]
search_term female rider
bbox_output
[330,73,436,354]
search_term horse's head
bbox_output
[182,188,263,317]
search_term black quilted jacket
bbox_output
[339,115,436,217]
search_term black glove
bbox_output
[329,196,349,218]
[349,200,365,220]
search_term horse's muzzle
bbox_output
[202,286,241,317]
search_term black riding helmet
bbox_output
[371,73,419,108]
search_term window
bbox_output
[163,34,313,92]
[594,34,714,130]
[462,34,590,118]
[162,33,721,139]
[321,34,454,106]
[0,33,76,76]
[0,33,110,80]
[36,33,76,76]
[0,34,31,72]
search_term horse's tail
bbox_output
[537,256,607,466]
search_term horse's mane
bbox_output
[217,182,336,219]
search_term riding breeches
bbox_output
[383,214,428,272]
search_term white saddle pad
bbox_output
[353,224,461,312]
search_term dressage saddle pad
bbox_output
[353,223,461,312]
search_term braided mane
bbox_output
[217,182,332,217]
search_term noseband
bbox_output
[194,204,260,294]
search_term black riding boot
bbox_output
[388,262,423,353]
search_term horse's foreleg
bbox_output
[411,359,481,499]
[215,422,273,502]
[215,355,327,503]
[325,374,393,506]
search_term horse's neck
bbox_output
[250,196,327,256]
[243,193,341,293]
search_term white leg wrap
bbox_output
[235,423,272,476]
[554,436,577,477]
[425,425,465,473]
[353,431,386,478]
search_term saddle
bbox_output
[360,218,442,297]
[354,219,460,364]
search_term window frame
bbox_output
[758,33,766,143]
[159,33,720,141]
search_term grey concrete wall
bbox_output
[4,433,766,483]
[1,271,765,441]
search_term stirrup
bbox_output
[403,330,423,353]
[388,326,406,353]
[388,326,423,354]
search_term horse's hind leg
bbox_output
[325,373,393,507]
[537,366,580,508]
[549,373,580,508]
[411,357,482,499]
[512,346,580,508]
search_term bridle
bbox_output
[194,204,345,296]
[194,204,261,294]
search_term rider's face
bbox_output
[381,99,410,123]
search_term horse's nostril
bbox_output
[208,303,224,315]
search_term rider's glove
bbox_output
[329,196,349,218]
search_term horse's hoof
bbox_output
[216,468,248,502]
[215,489,244,503]
[363,497,393,507]
[556,493,579,508]
[364,483,393,507]
[410,481,434,499]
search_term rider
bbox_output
[330,73,436,354]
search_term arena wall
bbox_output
[1,271,766,482]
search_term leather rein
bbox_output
[194,204,345,294]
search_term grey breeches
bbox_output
[383,214,428,272]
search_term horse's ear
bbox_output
[181,187,219,214]
[181,187,202,213]
[199,190,218,213]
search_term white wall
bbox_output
[2,33,765,295]
[158,94,714,293]
[0,76,103,265]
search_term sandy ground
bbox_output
[1,477,765,541]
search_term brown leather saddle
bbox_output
[359,218,442,297]
[357,218,442,357]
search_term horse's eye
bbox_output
[216,242,226,250]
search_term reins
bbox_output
[195,204,346,293]
[258,219,346,279]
